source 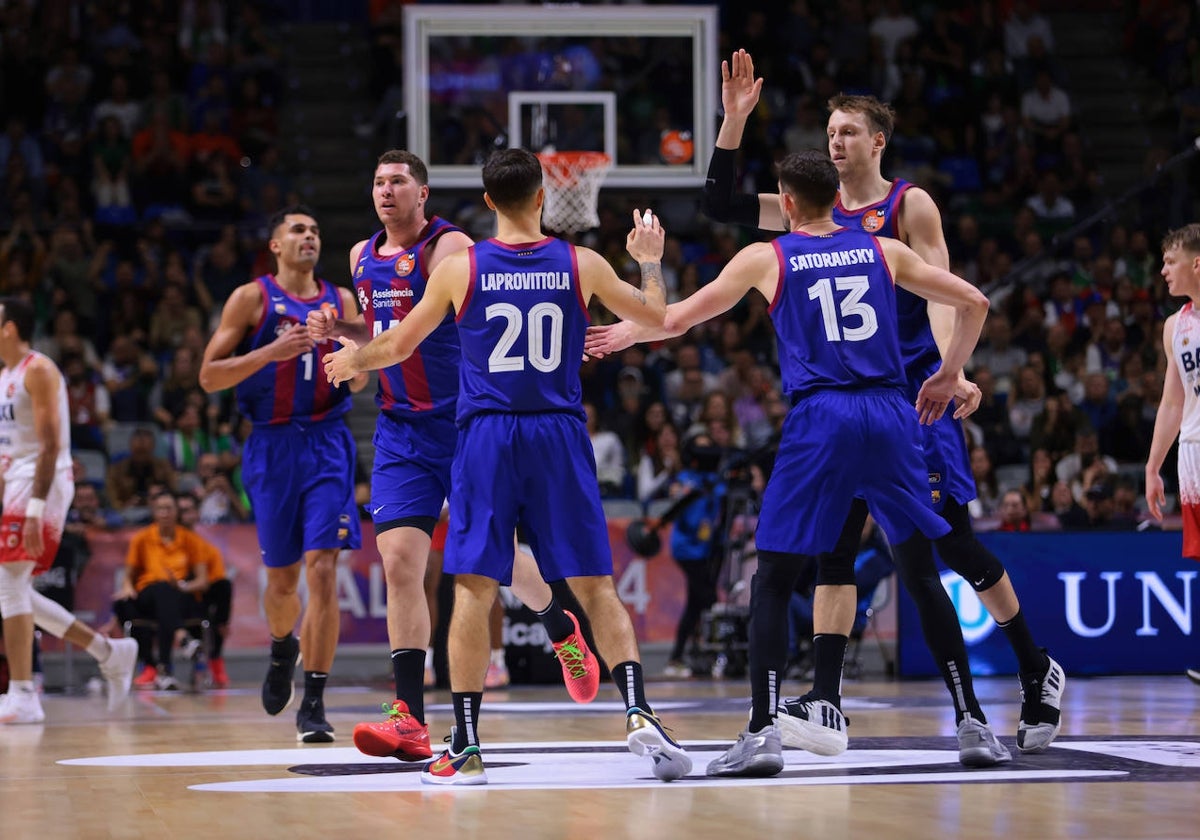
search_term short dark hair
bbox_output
[482,148,543,211]
[827,93,896,142]
[376,149,428,185]
[777,150,840,210]
[267,204,318,238]
[0,296,35,342]
[1162,223,1200,255]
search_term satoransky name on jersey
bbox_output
[786,247,877,272]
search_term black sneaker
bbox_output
[262,635,300,716]
[296,696,335,743]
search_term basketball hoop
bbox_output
[537,151,612,233]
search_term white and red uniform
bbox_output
[0,351,74,572]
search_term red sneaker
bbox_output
[133,665,158,689]
[209,658,229,688]
[553,610,600,704]
[352,700,432,761]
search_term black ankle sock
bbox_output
[997,610,1049,678]
[451,691,483,752]
[749,666,779,732]
[811,634,848,707]
[939,657,985,724]
[303,671,327,703]
[391,648,426,722]
[534,597,575,643]
[611,661,649,712]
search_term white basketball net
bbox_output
[537,152,612,233]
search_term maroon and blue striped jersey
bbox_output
[353,218,462,419]
[234,274,351,426]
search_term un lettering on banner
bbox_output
[897,531,1197,677]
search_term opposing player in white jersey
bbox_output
[0,297,137,723]
[1145,223,1200,685]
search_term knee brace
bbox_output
[934,500,1006,592]
[815,550,857,587]
[0,563,35,618]
[31,590,74,638]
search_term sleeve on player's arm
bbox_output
[701,146,761,228]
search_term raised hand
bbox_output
[626,208,665,264]
[721,49,764,122]
[306,304,337,342]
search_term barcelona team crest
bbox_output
[930,490,941,504]
[395,253,415,277]
[861,209,886,232]
[275,304,287,315]
[355,265,364,278]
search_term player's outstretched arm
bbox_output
[1146,313,1184,521]
[701,49,785,232]
[584,242,775,358]
[324,252,463,386]
[199,283,315,393]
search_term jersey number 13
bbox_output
[807,275,879,342]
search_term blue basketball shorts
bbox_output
[756,389,951,556]
[444,412,612,585]
[242,419,362,568]
[368,410,457,526]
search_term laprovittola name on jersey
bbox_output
[786,247,878,273]
[479,271,572,292]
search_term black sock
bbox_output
[391,648,426,722]
[303,671,328,703]
[451,691,483,752]
[749,665,779,733]
[534,597,575,643]
[939,657,985,724]
[611,661,649,712]
[270,634,296,655]
[811,634,848,707]
[997,610,1049,679]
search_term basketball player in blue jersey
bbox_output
[306,150,599,764]
[585,149,989,777]
[324,147,691,786]
[199,206,365,743]
[694,50,1065,763]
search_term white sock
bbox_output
[87,635,112,663]
[11,679,36,694]
[490,648,506,667]
[424,647,434,669]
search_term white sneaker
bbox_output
[1018,655,1065,753]
[0,688,45,724]
[155,674,180,691]
[776,696,848,756]
[99,637,139,712]
[662,661,692,679]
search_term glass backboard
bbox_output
[403,5,719,189]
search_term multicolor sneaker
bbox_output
[776,694,848,756]
[352,700,433,761]
[99,637,138,712]
[209,658,229,688]
[296,696,335,743]
[626,707,692,782]
[484,660,511,689]
[133,665,158,689]
[958,714,1012,767]
[262,635,300,716]
[1018,654,1065,753]
[553,611,600,704]
[421,744,488,786]
[706,724,784,777]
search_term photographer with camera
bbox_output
[661,433,725,678]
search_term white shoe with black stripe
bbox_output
[776,695,848,756]
[1017,655,1065,753]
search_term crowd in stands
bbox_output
[0,1,1194,545]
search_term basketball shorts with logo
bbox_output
[445,412,612,584]
[368,410,457,527]
[904,365,977,513]
[756,389,951,556]
[242,419,361,568]
[1178,440,1200,558]
[0,468,74,573]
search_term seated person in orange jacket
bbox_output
[177,491,233,687]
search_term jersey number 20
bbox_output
[486,302,563,373]
[807,275,878,342]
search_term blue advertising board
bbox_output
[897,531,1198,676]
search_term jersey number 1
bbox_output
[807,275,878,342]
[486,303,564,373]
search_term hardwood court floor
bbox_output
[3,674,1198,840]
